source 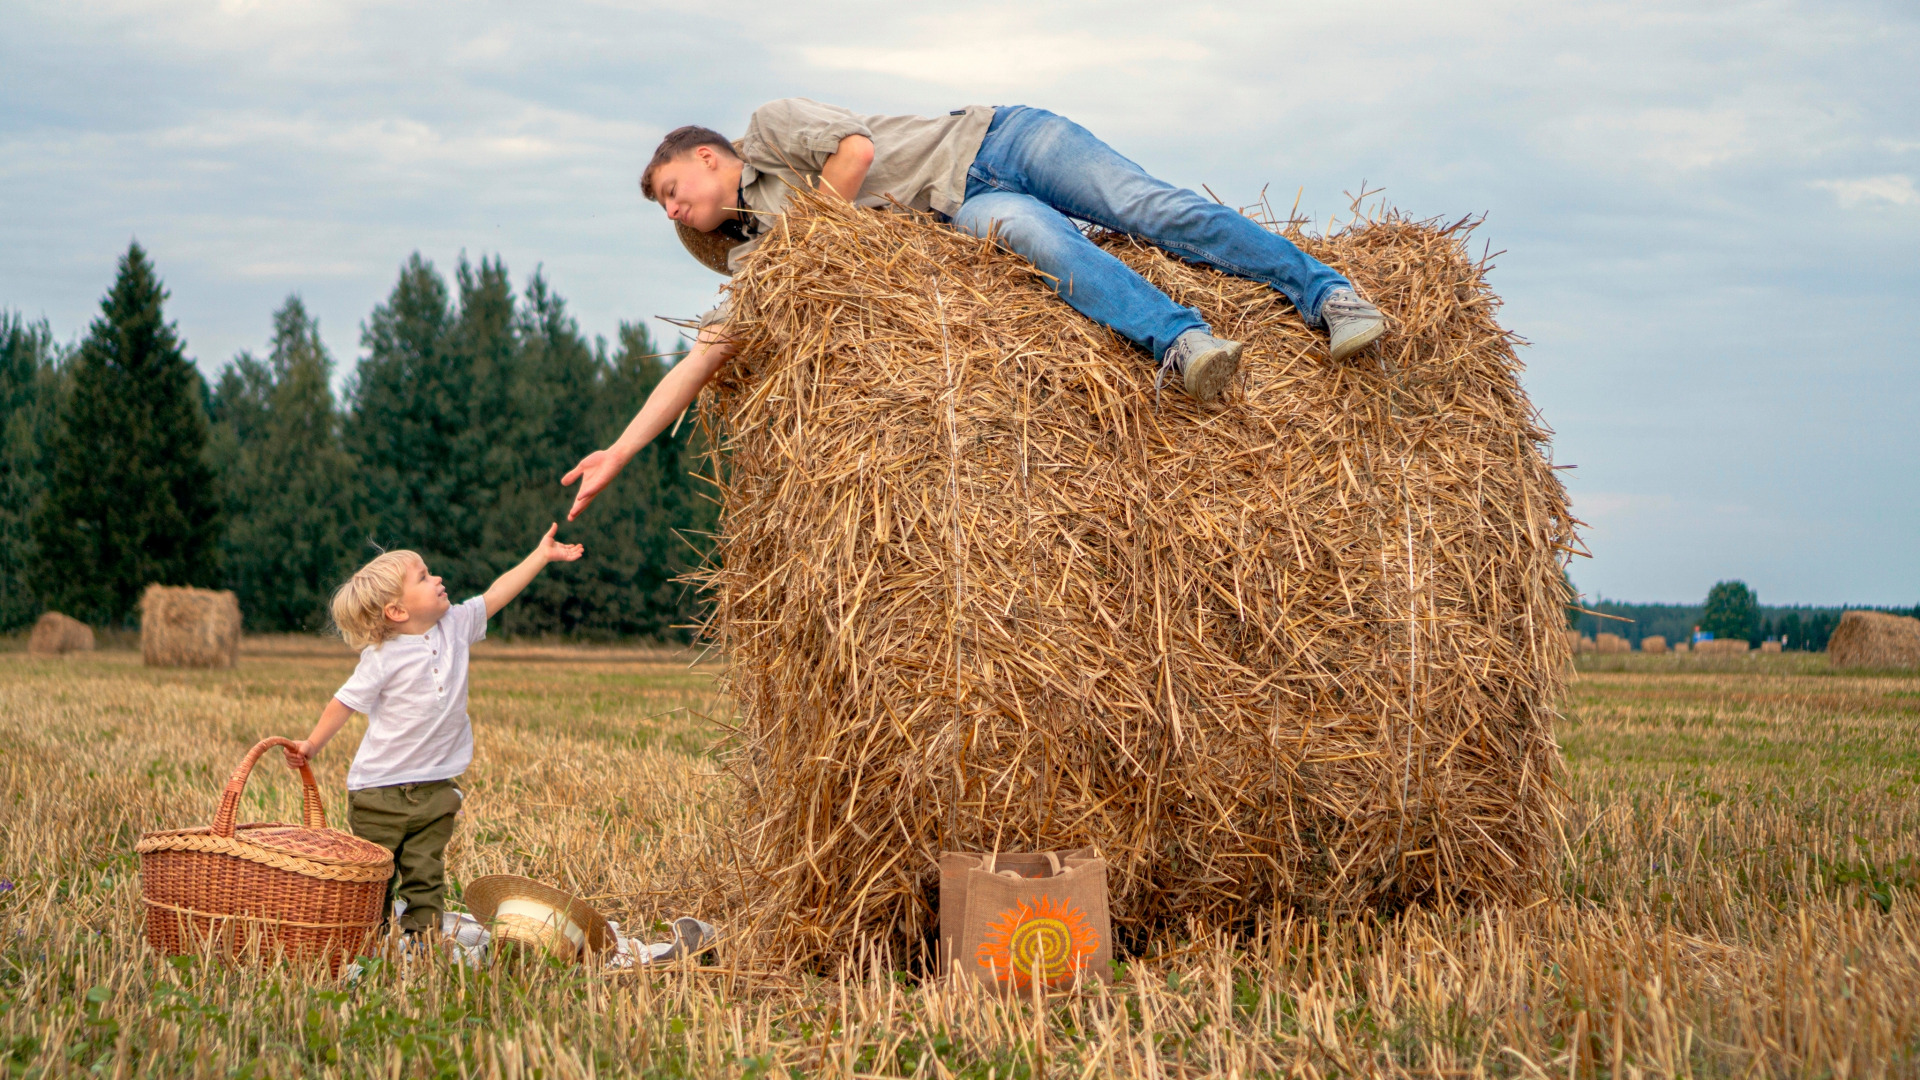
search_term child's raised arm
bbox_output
[482,523,584,617]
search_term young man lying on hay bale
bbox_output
[561,99,1386,520]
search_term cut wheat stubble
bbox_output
[689,188,1579,966]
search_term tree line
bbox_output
[1,243,715,640]
[1568,579,1919,651]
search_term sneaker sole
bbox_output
[1329,318,1385,364]
[1183,342,1243,403]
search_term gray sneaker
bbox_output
[1321,288,1385,363]
[1157,329,1243,404]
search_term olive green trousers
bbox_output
[347,777,462,934]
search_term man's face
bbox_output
[652,146,739,232]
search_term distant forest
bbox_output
[1570,599,1920,651]
[1,243,714,640]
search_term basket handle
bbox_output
[211,737,327,838]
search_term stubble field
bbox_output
[2,639,1917,1078]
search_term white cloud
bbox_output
[1549,107,1761,173]
[800,35,1207,92]
[1812,174,1920,208]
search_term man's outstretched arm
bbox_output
[563,324,735,520]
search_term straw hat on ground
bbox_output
[464,875,614,962]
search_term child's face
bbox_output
[387,557,450,630]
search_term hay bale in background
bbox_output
[1641,635,1668,654]
[1760,640,1783,654]
[1595,632,1630,654]
[1672,640,1690,654]
[698,190,1576,963]
[1695,639,1750,656]
[139,585,241,668]
[27,612,95,656]
[1576,635,1596,653]
[1827,611,1920,670]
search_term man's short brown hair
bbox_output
[640,126,737,201]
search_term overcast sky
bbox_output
[4,0,1915,605]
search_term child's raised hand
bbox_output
[537,523,586,563]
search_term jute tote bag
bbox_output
[938,848,1111,992]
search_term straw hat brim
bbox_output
[677,221,736,276]
[464,874,614,954]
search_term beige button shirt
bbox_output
[694,98,993,325]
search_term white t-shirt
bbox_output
[335,596,488,790]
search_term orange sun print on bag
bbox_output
[973,894,1100,989]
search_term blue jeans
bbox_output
[955,106,1351,362]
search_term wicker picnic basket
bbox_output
[136,737,393,975]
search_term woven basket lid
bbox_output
[137,822,394,883]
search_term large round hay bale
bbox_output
[1827,611,1920,670]
[1640,635,1668,654]
[139,585,241,668]
[27,612,95,656]
[1594,632,1630,653]
[699,191,1576,963]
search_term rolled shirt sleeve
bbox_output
[743,99,874,172]
[447,596,489,645]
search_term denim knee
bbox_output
[953,192,1076,277]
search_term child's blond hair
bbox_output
[330,550,421,650]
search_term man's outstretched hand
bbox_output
[562,449,625,521]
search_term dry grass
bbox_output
[700,192,1574,964]
[4,642,1919,1077]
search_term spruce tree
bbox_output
[212,297,363,630]
[0,314,61,629]
[35,244,222,624]
[483,270,610,636]
[437,256,521,592]
[345,254,458,574]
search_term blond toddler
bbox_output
[291,525,583,935]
